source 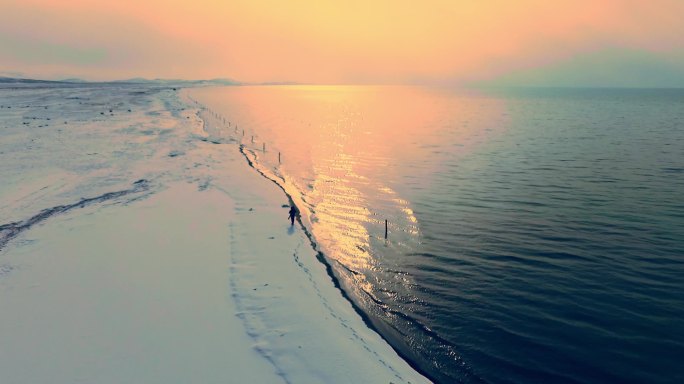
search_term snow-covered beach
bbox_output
[0,83,430,384]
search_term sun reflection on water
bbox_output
[189,84,510,303]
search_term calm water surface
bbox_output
[190,86,684,384]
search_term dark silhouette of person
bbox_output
[288,206,297,226]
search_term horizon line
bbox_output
[3,76,684,90]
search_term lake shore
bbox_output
[0,84,430,384]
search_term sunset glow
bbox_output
[2,1,684,84]
[3,1,684,383]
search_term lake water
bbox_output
[189,86,684,384]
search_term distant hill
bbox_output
[59,78,88,83]
[0,76,300,87]
[113,77,241,86]
[0,77,67,84]
[115,77,157,83]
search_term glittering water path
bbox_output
[190,86,684,384]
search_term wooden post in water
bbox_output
[251,135,254,143]
[385,220,388,239]
[263,142,266,152]
[278,152,281,164]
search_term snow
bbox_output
[0,84,430,383]
[1,183,281,384]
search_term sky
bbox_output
[1,0,684,86]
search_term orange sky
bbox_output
[1,0,683,85]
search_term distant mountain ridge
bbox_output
[0,77,68,84]
[0,76,243,86]
[113,77,240,85]
[0,76,305,87]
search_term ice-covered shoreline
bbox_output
[0,84,430,383]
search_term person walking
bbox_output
[288,205,298,226]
